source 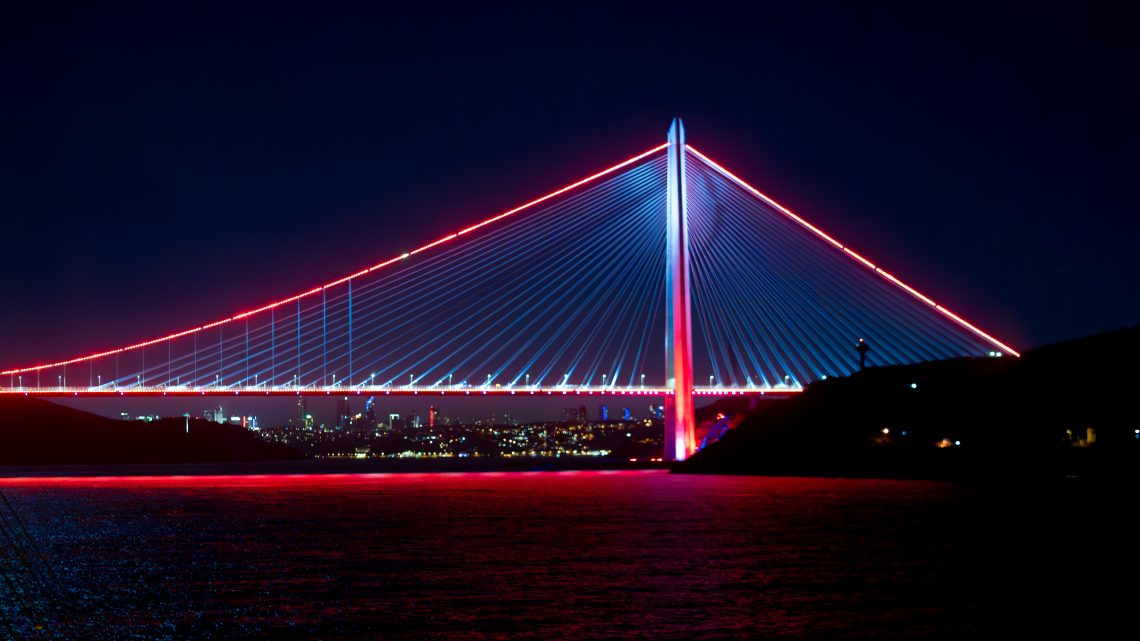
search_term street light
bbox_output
[602,374,607,388]
[640,373,645,388]
[449,373,453,387]
[525,373,530,387]
[709,375,714,387]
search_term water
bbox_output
[0,471,1123,639]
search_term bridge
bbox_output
[0,119,1017,460]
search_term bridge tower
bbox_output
[664,118,696,461]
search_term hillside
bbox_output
[0,397,304,466]
[677,325,1140,480]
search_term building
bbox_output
[205,404,225,423]
[364,396,377,430]
[335,397,352,430]
[295,397,308,427]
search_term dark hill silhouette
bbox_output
[678,325,1140,480]
[0,397,303,465]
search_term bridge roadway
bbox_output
[0,386,802,398]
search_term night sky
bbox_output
[2,3,1137,419]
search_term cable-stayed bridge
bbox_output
[0,119,1016,460]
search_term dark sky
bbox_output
[2,2,1137,384]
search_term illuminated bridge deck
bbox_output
[0,386,802,398]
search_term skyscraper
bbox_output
[336,397,352,430]
[364,396,377,430]
[296,396,307,427]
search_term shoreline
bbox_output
[0,456,668,479]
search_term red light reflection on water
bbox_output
[0,469,664,487]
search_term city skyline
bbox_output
[56,395,674,431]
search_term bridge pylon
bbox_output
[664,117,696,461]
